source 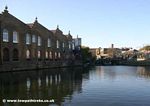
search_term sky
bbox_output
[0,0,150,49]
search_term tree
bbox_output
[81,46,93,64]
[140,45,150,51]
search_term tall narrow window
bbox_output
[13,31,19,43]
[38,36,41,46]
[26,50,30,59]
[26,33,31,44]
[56,40,59,48]
[62,42,65,48]
[13,49,19,61]
[3,29,9,42]
[3,48,9,61]
[38,50,41,59]
[45,51,48,59]
[72,44,75,50]
[69,42,71,49]
[55,52,57,59]
[58,52,61,59]
[49,51,52,59]
[47,38,51,47]
[32,35,36,43]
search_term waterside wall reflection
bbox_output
[0,67,85,106]
[1,66,150,106]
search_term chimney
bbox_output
[111,44,114,49]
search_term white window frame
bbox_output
[26,33,31,45]
[32,35,36,43]
[49,51,52,59]
[38,36,41,46]
[26,50,30,59]
[48,38,51,47]
[46,51,48,59]
[38,51,41,58]
[3,29,9,42]
[56,40,59,48]
[13,31,18,43]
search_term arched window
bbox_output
[3,48,9,61]
[3,29,9,42]
[32,35,36,43]
[26,50,30,59]
[58,52,61,59]
[49,51,52,59]
[56,40,59,48]
[13,49,19,61]
[45,51,48,59]
[55,52,57,59]
[47,38,51,47]
[38,36,41,46]
[26,33,31,44]
[38,50,41,59]
[13,31,19,43]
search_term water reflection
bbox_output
[26,77,31,91]
[93,66,150,80]
[0,67,84,106]
[1,66,150,106]
[137,67,150,78]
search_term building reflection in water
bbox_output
[137,67,150,78]
[94,66,150,80]
[46,75,49,87]
[0,67,85,106]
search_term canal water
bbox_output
[1,66,150,106]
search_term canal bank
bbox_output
[122,60,150,66]
[0,60,83,72]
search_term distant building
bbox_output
[98,44,122,59]
[137,49,150,61]
[73,35,81,50]
[89,48,97,58]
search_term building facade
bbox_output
[0,7,82,72]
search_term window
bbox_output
[13,31,18,43]
[26,50,30,59]
[49,51,52,59]
[55,52,57,59]
[38,50,41,58]
[62,42,65,48]
[3,29,9,42]
[58,52,61,58]
[47,38,51,47]
[3,48,9,61]
[32,35,36,43]
[13,49,19,61]
[26,33,31,44]
[56,40,59,48]
[38,36,41,46]
[72,44,75,50]
[45,51,48,59]
[69,42,71,49]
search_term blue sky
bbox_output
[0,0,150,49]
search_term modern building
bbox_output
[0,7,82,72]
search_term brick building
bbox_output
[0,7,82,72]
